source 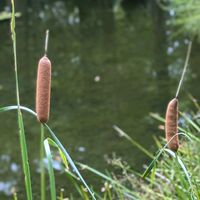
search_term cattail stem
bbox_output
[44,29,49,56]
[175,40,192,98]
[40,124,46,200]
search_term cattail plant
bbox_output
[35,30,52,200]
[36,30,51,123]
[165,41,192,151]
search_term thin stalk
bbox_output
[10,1,33,200]
[175,41,192,98]
[40,124,46,200]
[44,29,49,56]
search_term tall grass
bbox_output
[75,112,200,199]
[10,0,32,199]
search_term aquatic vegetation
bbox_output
[164,40,192,152]
[76,109,200,199]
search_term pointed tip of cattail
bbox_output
[165,98,179,152]
[36,55,51,123]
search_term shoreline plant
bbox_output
[6,0,96,199]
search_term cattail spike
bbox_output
[36,30,51,123]
[165,98,179,152]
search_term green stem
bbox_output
[10,1,33,199]
[41,124,46,200]
[175,40,192,98]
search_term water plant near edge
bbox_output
[36,29,51,200]
[165,40,192,151]
[8,1,96,199]
[70,109,200,199]
[10,0,33,199]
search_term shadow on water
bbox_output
[0,0,200,198]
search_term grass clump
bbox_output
[77,109,200,199]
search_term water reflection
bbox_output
[0,154,19,196]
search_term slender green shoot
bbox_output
[113,125,154,159]
[175,40,192,98]
[10,1,33,200]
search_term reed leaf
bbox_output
[44,139,56,200]
[10,0,33,199]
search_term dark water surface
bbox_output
[0,0,200,199]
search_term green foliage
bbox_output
[76,104,200,199]
[159,0,200,39]
[0,105,96,199]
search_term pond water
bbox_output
[0,0,200,199]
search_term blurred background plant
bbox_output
[158,0,200,39]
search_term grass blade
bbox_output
[44,139,56,200]
[113,125,154,158]
[77,163,140,200]
[10,0,33,199]
[143,132,192,178]
[44,124,96,200]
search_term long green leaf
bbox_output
[113,125,154,158]
[143,132,192,178]
[44,139,56,200]
[10,0,33,199]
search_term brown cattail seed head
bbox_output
[36,56,51,123]
[165,98,179,152]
